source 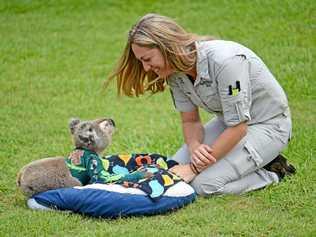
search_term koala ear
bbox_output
[69,118,80,134]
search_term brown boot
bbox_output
[263,154,296,181]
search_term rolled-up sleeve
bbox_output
[168,76,196,112]
[216,55,252,126]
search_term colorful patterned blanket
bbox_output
[65,149,180,201]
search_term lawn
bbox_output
[0,0,315,236]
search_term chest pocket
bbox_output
[196,81,222,112]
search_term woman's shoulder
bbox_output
[196,40,255,65]
[196,39,246,51]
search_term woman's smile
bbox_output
[131,43,174,78]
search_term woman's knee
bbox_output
[191,176,247,196]
[190,159,239,196]
[190,176,225,196]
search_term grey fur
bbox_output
[69,118,81,134]
[16,157,81,197]
[16,117,115,197]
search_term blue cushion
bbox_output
[28,182,196,218]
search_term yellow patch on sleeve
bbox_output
[232,88,239,96]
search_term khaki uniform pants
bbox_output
[171,111,291,195]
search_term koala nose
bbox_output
[109,119,115,127]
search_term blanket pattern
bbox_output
[65,149,180,201]
[103,153,180,201]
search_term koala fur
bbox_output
[16,118,115,197]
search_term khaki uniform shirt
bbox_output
[168,40,289,127]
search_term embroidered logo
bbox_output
[228,81,241,96]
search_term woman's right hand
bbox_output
[180,109,216,171]
[190,143,216,171]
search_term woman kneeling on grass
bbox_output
[106,13,296,196]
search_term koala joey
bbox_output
[16,118,116,197]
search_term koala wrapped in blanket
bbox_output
[16,118,180,201]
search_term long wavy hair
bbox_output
[106,13,214,96]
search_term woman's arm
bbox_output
[180,109,216,168]
[181,109,248,171]
[208,121,247,162]
[181,108,203,152]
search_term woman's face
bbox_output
[131,44,174,78]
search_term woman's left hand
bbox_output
[190,143,216,171]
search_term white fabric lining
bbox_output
[74,181,195,197]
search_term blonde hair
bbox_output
[106,13,214,96]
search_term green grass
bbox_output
[0,0,315,236]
